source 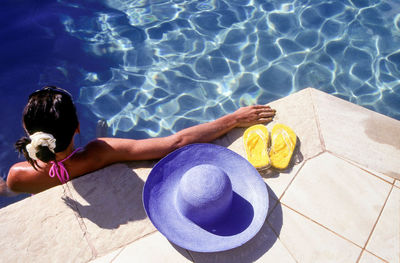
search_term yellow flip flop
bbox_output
[269,124,297,170]
[243,124,270,170]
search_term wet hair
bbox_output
[15,86,79,168]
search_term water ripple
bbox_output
[65,0,400,138]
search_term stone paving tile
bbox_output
[358,251,387,263]
[366,186,400,263]
[395,180,400,189]
[281,153,392,247]
[262,161,305,202]
[267,88,324,161]
[113,232,192,263]
[0,186,93,263]
[90,248,124,263]
[311,88,400,179]
[65,163,156,257]
[268,203,361,262]
[331,153,396,185]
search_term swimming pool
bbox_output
[1,0,400,207]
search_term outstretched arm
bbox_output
[172,105,275,146]
[92,105,276,164]
[6,105,275,194]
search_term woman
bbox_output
[7,86,275,194]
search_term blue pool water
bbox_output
[1,0,400,207]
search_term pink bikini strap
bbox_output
[49,147,82,184]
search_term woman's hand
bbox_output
[233,105,276,127]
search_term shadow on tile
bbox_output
[213,127,245,148]
[63,166,148,229]
[171,185,283,263]
[259,137,303,179]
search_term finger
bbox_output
[256,108,275,115]
[253,105,271,109]
[258,112,276,118]
[256,117,273,123]
[255,107,275,113]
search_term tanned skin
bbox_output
[6,105,275,194]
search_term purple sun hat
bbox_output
[143,143,269,252]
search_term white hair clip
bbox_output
[26,132,56,160]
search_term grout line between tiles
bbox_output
[355,184,394,263]
[357,249,390,263]
[309,88,326,151]
[109,230,159,263]
[108,247,125,263]
[186,250,196,263]
[276,151,328,202]
[276,161,306,201]
[266,151,326,213]
[266,195,281,222]
[327,151,396,185]
[125,230,158,246]
[280,202,364,250]
[259,193,300,262]
[268,150,394,263]
[63,183,99,260]
[266,220,299,263]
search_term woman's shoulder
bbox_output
[77,138,131,169]
[82,138,120,158]
[84,137,123,150]
[8,161,37,183]
[7,161,52,193]
[5,164,22,193]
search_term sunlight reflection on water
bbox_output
[65,0,400,139]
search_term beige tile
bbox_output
[281,153,392,246]
[395,180,400,189]
[189,216,295,263]
[366,186,400,263]
[125,159,155,182]
[213,127,246,157]
[267,88,324,161]
[268,203,361,262]
[90,248,123,263]
[311,88,400,179]
[358,251,387,263]
[334,154,396,184]
[0,186,93,263]
[113,232,192,263]
[262,162,305,201]
[65,163,156,257]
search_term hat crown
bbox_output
[177,164,233,226]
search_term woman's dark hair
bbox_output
[15,86,79,168]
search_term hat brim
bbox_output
[143,143,269,252]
